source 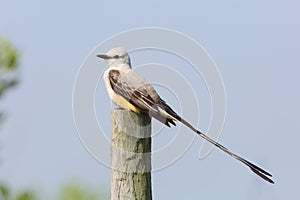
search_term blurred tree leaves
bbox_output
[0,182,107,200]
[15,191,36,200]
[0,39,18,70]
[0,38,19,97]
[57,182,107,200]
[0,38,19,125]
[0,183,11,200]
[0,183,37,200]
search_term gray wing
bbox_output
[108,69,178,126]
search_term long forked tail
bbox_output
[176,117,274,184]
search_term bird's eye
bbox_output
[113,55,120,59]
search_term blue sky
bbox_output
[1,0,300,199]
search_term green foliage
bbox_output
[0,182,108,200]
[57,182,107,200]
[0,39,18,70]
[16,191,36,200]
[0,39,19,126]
[0,183,37,200]
[0,183,11,200]
[0,38,19,98]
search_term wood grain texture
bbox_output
[111,109,152,200]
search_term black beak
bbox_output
[97,54,111,59]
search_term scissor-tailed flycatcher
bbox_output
[97,47,274,184]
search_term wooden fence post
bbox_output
[111,109,152,200]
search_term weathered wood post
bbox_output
[111,109,152,200]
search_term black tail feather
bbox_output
[151,100,274,183]
[172,114,274,184]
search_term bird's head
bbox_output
[97,47,131,67]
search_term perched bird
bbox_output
[97,47,274,184]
